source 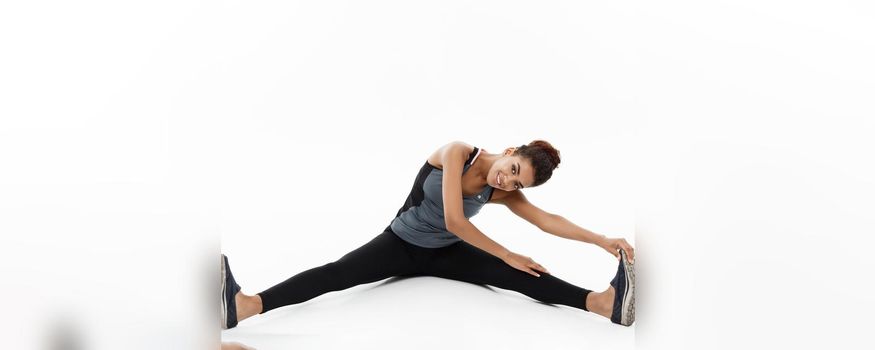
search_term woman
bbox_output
[220,140,636,331]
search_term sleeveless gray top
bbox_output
[387,147,494,248]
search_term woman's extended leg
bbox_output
[423,241,595,312]
[238,230,420,323]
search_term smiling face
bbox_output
[486,152,536,191]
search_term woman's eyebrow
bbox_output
[517,163,525,189]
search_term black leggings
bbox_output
[258,229,592,313]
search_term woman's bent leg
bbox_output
[258,230,419,313]
[424,241,592,311]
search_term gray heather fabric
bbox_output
[389,148,494,248]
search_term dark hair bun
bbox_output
[515,139,561,187]
[528,140,560,170]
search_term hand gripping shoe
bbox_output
[609,249,636,326]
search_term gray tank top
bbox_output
[388,147,494,248]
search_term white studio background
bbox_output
[631,1,875,349]
[1,1,873,349]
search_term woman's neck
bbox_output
[472,151,499,185]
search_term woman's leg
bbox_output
[423,241,594,312]
[250,230,420,318]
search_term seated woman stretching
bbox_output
[220,140,636,332]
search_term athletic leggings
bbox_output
[257,229,592,313]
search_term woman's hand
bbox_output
[599,237,635,263]
[502,251,550,277]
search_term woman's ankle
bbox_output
[235,293,263,322]
[585,287,614,319]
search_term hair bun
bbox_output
[528,140,560,169]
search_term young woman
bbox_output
[220,140,636,331]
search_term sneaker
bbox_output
[221,254,242,330]
[609,249,635,326]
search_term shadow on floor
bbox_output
[365,275,495,293]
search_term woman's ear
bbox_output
[503,147,517,156]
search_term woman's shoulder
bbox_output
[427,141,475,169]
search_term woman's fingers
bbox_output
[525,261,549,276]
[601,238,636,263]
[619,240,635,263]
[518,264,541,277]
[513,264,540,277]
[505,252,548,277]
[531,263,550,274]
[605,244,620,260]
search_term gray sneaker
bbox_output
[221,254,242,330]
[609,249,635,326]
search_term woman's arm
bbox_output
[437,142,510,259]
[435,142,548,277]
[495,190,635,262]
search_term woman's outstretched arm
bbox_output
[494,190,635,263]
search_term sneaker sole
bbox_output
[221,255,228,329]
[620,249,636,326]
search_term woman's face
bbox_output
[487,153,536,191]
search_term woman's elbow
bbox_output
[445,217,468,232]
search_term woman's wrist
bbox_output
[593,234,608,247]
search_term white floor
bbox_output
[222,276,634,349]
